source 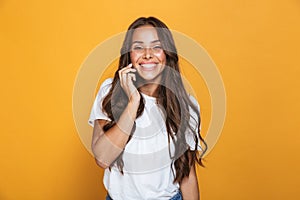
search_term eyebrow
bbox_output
[132,40,161,44]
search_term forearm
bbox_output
[180,164,200,200]
[92,101,139,167]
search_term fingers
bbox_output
[118,63,137,98]
[118,64,135,83]
[127,73,136,83]
[119,64,135,75]
[119,64,136,86]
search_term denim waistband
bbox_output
[170,190,183,200]
[105,190,182,200]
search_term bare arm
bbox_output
[180,163,200,200]
[91,63,140,168]
[91,100,139,168]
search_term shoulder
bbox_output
[97,78,113,97]
[188,94,200,111]
[99,78,113,90]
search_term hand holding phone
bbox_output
[118,63,140,103]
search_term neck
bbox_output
[137,74,163,97]
[139,83,159,97]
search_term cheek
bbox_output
[130,53,139,64]
[156,52,166,64]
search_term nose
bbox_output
[143,47,153,59]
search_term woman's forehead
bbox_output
[132,25,160,43]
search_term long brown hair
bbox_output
[101,16,207,183]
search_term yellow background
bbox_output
[1,0,300,199]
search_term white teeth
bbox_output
[141,64,156,68]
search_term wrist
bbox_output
[128,99,140,111]
[128,91,141,106]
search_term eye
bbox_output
[153,45,162,50]
[132,45,143,50]
[152,45,163,52]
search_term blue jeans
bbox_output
[105,190,182,200]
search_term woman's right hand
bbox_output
[118,63,140,104]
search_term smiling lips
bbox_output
[140,63,158,71]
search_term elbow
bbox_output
[92,145,110,169]
[94,158,110,169]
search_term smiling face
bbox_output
[130,25,166,83]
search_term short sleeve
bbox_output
[88,78,113,127]
[185,95,203,151]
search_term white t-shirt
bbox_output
[88,78,202,200]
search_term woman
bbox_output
[89,17,207,200]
